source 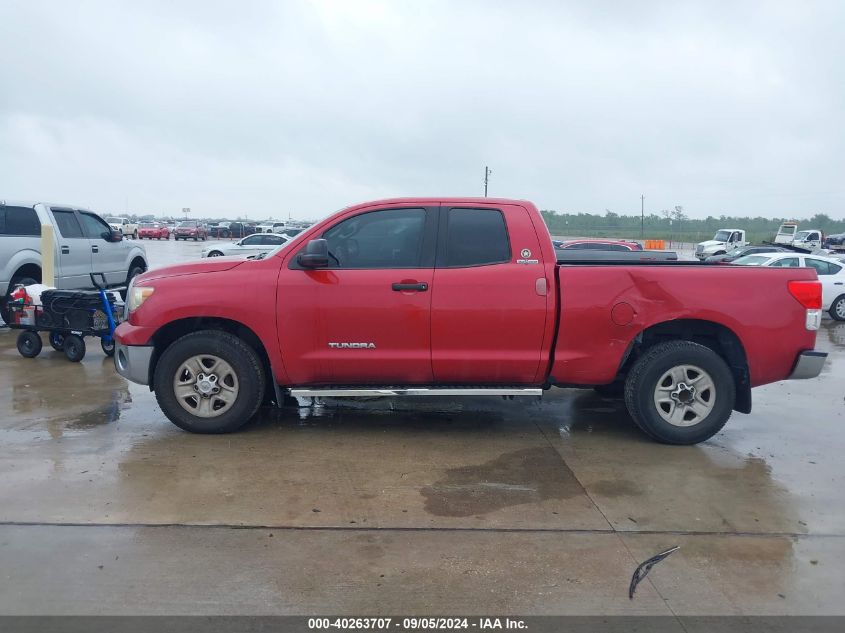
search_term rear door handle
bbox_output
[61,246,69,254]
[392,282,428,292]
[92,245,99,253]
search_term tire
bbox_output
[49,331,66,351]
[123,265,145,299]
[207,251,224,257]
[154,330,266,433]
[830,295,845,322]
[222,230,230,239]
[624,340,735,445]
[101,338,115,357]
[193,236,198,241]
[63,334,86,362]
[1,274,39,324]
[17,331,42,358]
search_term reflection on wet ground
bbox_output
[0,314,843,614]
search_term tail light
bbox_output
[788,280,822,330]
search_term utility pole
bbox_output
[483,166,491,197]
[640,194,645,239]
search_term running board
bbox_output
[288,387,543,398]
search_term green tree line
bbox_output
[541,210,845,243]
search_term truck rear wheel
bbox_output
[1,274,39,324]
[153,330,266,433]
[624,340,735,445]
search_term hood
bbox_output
[697,240,725,248]
[137,258,245,282]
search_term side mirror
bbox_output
[298,239,329,268]
[104,230,123,242]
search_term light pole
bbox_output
[640,194,645,239]
[483,166,492,197]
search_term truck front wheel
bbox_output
[153,330,266,433]
[624,340,735,445]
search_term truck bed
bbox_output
[555,250,679,263]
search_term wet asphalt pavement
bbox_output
[0,238,844,615]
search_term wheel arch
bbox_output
[621,318,751,413]
[129,255,148,274]
[148,317,277,404]
[11,262,43,283]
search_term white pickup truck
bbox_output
[106,216,140,239]
[774,222,823,252]
[1,201,148,322]
[695,229,748,260]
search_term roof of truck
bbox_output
[344,197,532,207]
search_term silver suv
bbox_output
[1,201,148,322]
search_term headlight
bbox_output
[126,280,155,314]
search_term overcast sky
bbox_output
[2,0,844,221]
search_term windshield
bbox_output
[106,217,123,223]
[732,255,773,266]
[139,223,156,228]
[177,221,196,227]
[795,231,812,240]
[713,230,732,241]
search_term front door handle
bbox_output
[61,246,70,254]
[392,282,428,292]
[92,245,99,253]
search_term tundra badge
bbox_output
[328,342,377,349]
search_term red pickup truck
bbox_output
[114,198,827,444]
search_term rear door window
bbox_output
[805,259,837,275]
[2,206,41,236]
[442,208,510,267]
[52,209,85,238]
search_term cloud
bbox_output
[1,0,843,219]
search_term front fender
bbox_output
[1,249,42,295]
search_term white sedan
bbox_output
[201,233,291,258]
[732,251,845,320]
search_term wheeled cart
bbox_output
[8,273,124,362]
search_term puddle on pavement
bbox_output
[421,446,585,517]
[65,390,132,429]
[825,321,845,347]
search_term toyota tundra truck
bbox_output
[114,198,827,445]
